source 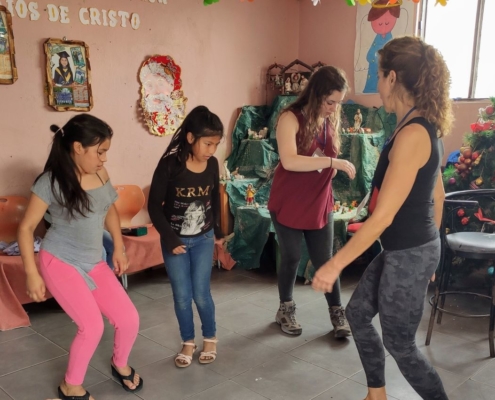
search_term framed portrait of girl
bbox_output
[44,38,93,111]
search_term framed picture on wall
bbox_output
[0,6,18,84]
[44,38,93,111]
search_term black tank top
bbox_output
[371,117,442,250]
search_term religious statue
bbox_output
[245,184,256,206]
[299,75,308,92]
[354,109,363,131]
[284,77,292,93]
[232,167,245,180]
[223,160,231,181]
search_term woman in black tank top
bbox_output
[312,36,453,400]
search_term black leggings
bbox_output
[271,212,342,307]
[346,238,448,399]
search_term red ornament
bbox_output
[457,209,465,217]
[457,164,467,171]
[486,105,494,115]
[459,156,466,163]
[448,177,456,185]
[461,217,469,225]
[464,158,472,165]
[472,151,479,160]
[463,149,472,159]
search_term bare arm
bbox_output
[312,124,432,290]
[100,167,128,275]
[276,111,332,172]
[18,194,49,302]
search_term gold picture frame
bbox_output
[44,38,93,111]
[0,6,18,84]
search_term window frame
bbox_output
[418,0,488,101]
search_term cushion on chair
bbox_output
[113,185,145,228]
[347,223,363,234]
[446,232,495,255]
[0,196,28,243]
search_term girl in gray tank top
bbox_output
[18,114,143,399]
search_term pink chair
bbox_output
[0,196,51,330]
[0,196,28,243]
[113,185,164,289]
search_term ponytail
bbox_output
[414,44,454,138]
[37,114,113,218]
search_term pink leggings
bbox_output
[39,250,139,386]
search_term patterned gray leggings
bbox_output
[346,238,449,400]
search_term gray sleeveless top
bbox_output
[32,172,118,289]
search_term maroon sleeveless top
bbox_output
[268,109,337,230]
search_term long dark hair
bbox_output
[286,66,348,154]
[162,106,224,176]
[39,114,113,218]
[58,57,74,81]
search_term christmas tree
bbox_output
[443,97,495,192]
[441,98,495,283]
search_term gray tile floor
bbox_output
[1,265,495,400]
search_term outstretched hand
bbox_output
[332,159,356,180]
[312,263,341,293]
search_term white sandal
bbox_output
[199,338,218,364]
[175,342,197,368]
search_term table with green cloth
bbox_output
[225,95,396,277]
[226,147,369,279]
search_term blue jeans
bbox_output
[161,230,216,341]
[102,229,115,270]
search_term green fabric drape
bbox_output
[225,95,394,273]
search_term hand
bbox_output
[312,262,342,293]
[214,237,225,247]
[113,251,129,277]
[332,158,356,180]
[430,273,436,282]
[172,245,187,255]
[26,272,47,302]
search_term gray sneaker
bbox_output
[330,306,352,338]
[276,301,302,335]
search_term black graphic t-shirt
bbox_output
[148,154,223,253]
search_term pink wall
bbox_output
[298,0,488,163]
[1,0,489,225]
[0,0,299,223]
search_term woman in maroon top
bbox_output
[268,66,356,337]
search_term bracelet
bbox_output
[329,158,333,169]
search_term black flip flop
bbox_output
[111,364,143,393]
[57,386,91,400]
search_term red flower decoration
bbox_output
[474,208,495,224]
[461,217,470,225]
[471,121,495,132]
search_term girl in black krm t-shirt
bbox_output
[148,106,224,368]
[313,36,453,400]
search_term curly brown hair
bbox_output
[283,66,349,154]
[378,36,454,137]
